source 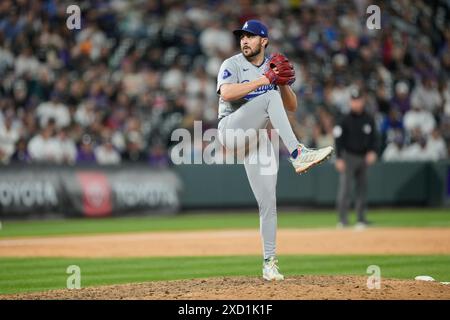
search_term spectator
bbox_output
[0,113,20,164]
[410,76,442,115]
[122,131,146,162]
[75,23,108,62]
[55,128,77,164]
[440,80,450,116]
[27,126,59,163]
[426,128,447,160]
[338,7,363,37]
[0,43,14,73]
[76,135,96,164]
[148,142,169,167]
[11,137,31,163]
[380,108,404,151]
[403,134,438,161]
[313,108,335,149]
[382,131,407,162]
[161,61,185,92]
[95,138,121,165]
[36,92,71,129]
[391,81,411,115]
[403,104,436,136]
[375,84,391,115]
[199,19,234,56]
[14,47,40,76]
[75,100,96,128]
[121,61,147,97]
[330,76,352,115]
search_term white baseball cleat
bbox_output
[290,145,334,174]
[262,257,284,281]
[336,222,348,230]
[354,221,369,231]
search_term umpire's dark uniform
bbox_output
[334,88,377,226]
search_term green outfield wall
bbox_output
[0,161,448,218]
[175,161,450,208]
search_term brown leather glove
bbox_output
[264,53,296,86]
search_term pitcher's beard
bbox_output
[242,46,261,61]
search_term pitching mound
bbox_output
[3,276,450,300]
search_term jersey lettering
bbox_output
[241,80,276,100]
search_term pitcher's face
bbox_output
[240,32,266,58]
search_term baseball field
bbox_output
[1,208,450,300]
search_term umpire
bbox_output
[334,87,377,229]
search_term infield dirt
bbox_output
[1,227,450,299]
[1,227,450,257]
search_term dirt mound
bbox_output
[3,276,450,300]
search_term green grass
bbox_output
[1,255,449,295]
[1,209,449,295]
[1,209,449,238]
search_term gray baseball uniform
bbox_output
[216,53,300,259]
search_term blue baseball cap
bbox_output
[233,20,269,38]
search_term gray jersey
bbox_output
[216,53,302,262]
[216,53,277,119]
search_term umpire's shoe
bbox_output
[290,145,333,174]
[263,257,284,281]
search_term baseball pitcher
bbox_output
[216,20,333,280]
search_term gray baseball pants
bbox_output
[218,90,299,259]
[337,151,368,225]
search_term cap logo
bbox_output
[243,22,248,29]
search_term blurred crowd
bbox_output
[0,0,449,165]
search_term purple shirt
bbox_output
[76,149,97,163]
[391,96,411,115]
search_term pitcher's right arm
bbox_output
[216,58,269,102]
[220,77,269,102]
